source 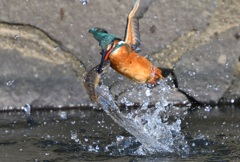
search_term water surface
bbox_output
[0,104,239,161]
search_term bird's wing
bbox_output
[124,0,153,53]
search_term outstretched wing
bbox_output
[124,0,153,53]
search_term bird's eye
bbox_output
[96,28,108,33]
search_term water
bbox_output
[93,80,187,155]
[1,71,239,161]
[1,66,239,161]
[0,104,239,161]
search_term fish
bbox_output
[83,60,114,108]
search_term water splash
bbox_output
[22,104,36,126]
[83,61,187,155]
[96,82,187,155]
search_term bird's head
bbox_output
[89,28,115,50]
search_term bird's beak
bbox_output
[98,50,108,73]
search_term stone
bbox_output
[0,24,89,110]
[0,0,239,109]
[0,0,218,70]
[221,62,240,104]
[174,27,240,104]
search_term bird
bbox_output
[89,0,163,84]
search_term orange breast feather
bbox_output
[109,44,163,83]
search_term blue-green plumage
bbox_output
[89,28,119,73]
[89,28,116,50]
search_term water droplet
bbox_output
[137,91,143,97]
[96,145,100,150]
[54,46,59,50]
[14,35,19,39]
[145,89,152,97]
[88,145,93,151]
[116,135,124,142]
[118,76,124,80]
[71,131,78,141]
[204,106,212,112]
[79,0,88,5]
[225,62,229,68]
[6,80,14,86]
[161,100,169,107]
[23,104,31,115]
[105,146,109,151]
[58,111,67,119]
[206,84,212,88]
[120,93,134,106]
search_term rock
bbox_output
[220,62,240,104]
[152,0,240,68]
[0,0,218,70]
[0,24,89,110]
[151,0,240,104]
[174,27,240,104]
[0,0,239,109]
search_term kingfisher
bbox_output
[89,0,163,84]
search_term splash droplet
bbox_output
[6,80,14,86]
[145,89,152,97]
[23,104,31,115]
[79,0,88,5]
[58,111,67,119]
[54,46,59,51]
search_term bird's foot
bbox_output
[155,68,163,79]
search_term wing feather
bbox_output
[124,0,153,53]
